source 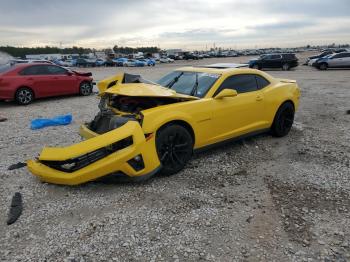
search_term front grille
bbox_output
[41,136,133,173]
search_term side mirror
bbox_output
[215,89,238,99]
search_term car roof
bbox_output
[201,63,249,69]
[176,66,277,83]
[176,65,252,74]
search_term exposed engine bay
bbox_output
[109,95,179,114]
[87,73,198,134]
[88,95,183,134]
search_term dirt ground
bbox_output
[0,53,349,261]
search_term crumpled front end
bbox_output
[27,121,160,185]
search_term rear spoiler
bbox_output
[73,71,92,77]
[278,78,296,83]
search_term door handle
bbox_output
[256,95,263,101]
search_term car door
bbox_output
[270,54,282,68]
[208,74,267,144]
[46,65,78,95]
[343,53,350,68]
[19,65,55,97]
[337,53,350,67]
[328,53,343,67]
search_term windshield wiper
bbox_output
[190,73,199,96]
[168,72,183,88]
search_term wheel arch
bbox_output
[277,99,295,112]
[156,120,195,146]
[318,62,328,68]
[272,100,295,124]
[15,86,35,99]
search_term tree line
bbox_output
[112,46,160,54]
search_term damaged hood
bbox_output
[98,73,199,100]
[104,83,199,100]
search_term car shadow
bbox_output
[0,93,97,109]
[40,132,271,191]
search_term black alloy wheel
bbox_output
[271,102,295,137]
[79,82,92,96]
[15,87,34,105]
[156,124,193,175]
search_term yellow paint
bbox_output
[27,68,300,185]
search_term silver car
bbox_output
[316,52,350,70]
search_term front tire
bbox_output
[79,81,92,96]
[271,102,295,137]
[15,87,34,105]
[156,124,193,175]
[319,63,328,70]
[252,64,260,70]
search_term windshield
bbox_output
[156,71,220,98]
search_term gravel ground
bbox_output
[0,54,349,261]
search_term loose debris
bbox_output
[30,114,72,130]
[346,110,350,115]
[0,117,7,122]
[7,192,23,225]
[8,162,27,170]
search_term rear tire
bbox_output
[282,63,290,71]
[271,102,295,137]
[15,87,34,105]
[79,81,92,96]
[156,124,193,175]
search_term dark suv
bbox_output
[183,52,199,60]
[249,53,298,70]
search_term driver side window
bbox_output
[215,74,258,95]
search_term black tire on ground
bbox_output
[271,102,295,137]
[15,87,34,105]
[79,81,92,96]
[252,64,260,70]
[319,63,328,70]
[156,124,193,175]
[282,63,290,71]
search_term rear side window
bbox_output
[270,55,282,59]
[19,65,47,75]
[255,75,270,89]
[216,74,257,94]
[334,52,350,58]
[46,65,67,74]
[283,54,296,59]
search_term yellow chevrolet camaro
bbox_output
[27,64,300,185]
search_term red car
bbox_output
[0,63,93,105]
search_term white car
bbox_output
[159,57,174,63]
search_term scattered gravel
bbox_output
[1,55,349,261]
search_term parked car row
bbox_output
[304,49,350,70]
[112,58,156,67]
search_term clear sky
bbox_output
[0,0,349,50]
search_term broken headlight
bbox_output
[41,136,133,173]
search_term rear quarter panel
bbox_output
[262,81,300,124]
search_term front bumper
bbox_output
[27,121,160,185]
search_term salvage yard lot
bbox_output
[1,54,350,261]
